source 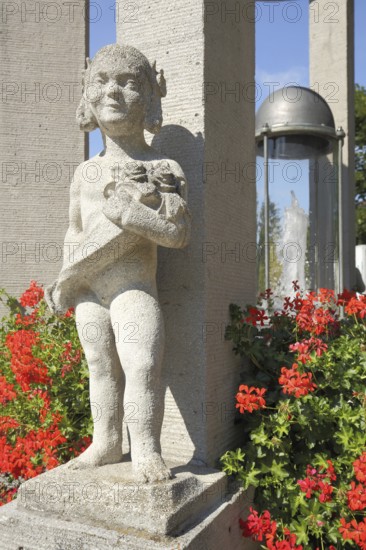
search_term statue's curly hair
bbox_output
[76,44,166,135]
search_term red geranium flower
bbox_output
[345,295,366,319]
[19,280,44,308]
[297,461,336,502]
[240,507,277,541]
[340,517,366,548]
[347,481,366,511]
[5,330,49,391]
[0,376,17,405]
[337,288,356,304]
[235,385,266,414]
[354,451,366,483]
[245,307,268,327]
[279,364,316,398]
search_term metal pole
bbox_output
[263,127,270,290]
[314,159,319,292]
[337,127,345,295]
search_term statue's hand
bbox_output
[103,194,122,224]
[103,189,133,226]
[44,281,69,315]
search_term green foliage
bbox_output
[222,290,366,548]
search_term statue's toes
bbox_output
[134,453,172,484]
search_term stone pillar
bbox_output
[0,0,88,299]
[117,0,256,466]
[309,0,355,290]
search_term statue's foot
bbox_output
[62,443,123,470]
[134,452,172,483]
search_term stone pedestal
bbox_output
[17,462,228,536]
[0,462,256,550]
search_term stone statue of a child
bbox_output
[45,44,191,483]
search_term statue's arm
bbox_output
[45,166,83,314]
[121,195,191,249]
[104,160,191,249]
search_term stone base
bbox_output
[0,463,257,550]
[17,462,229,536]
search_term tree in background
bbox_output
[257,200,282,292]
[355,84,366,244]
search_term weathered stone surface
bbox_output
[0,0,88,301]
[0,481,257,550]
[118,0,257,467]
[17,462,227,536]
[45,44,191,483]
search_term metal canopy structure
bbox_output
[255,86,345,294]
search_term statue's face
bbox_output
[88,58,149,136]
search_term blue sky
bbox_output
[89,0,365,156]
[256,0,366,96]
[255,0,365,218]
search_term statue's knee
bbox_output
[125,361,160,385]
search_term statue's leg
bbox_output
[65,294,125,469]
[110,289,171,483]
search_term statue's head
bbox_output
[76,44,166,136]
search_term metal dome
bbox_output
[256,86,337,159]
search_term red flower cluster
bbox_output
[278,364,316,398]
[0,486,17,505]
[340,517,366,549]
[297,461,336,503]
[279,289,340,335]
[15,309,40,327]
[236,385,266,414]
[240,507,276,541]
[297,301,337,336]
[317,288,336,304]
[289,337,327,364]
[70,435,92,455]
[63,307,75,318]
[0,281,92,505]
[337,288,356,305]
[5,330,49,391]
[281,294,303,316]
[0,416,19,434]
[19,280,44,308]
[240,508,302,549]
[0,376,16,405]
[245,307,268,327]
[344,452,366,511]
[338,452,366,547]
[0,416,66,479]
[345,295,366,319]
[347,481,366,511]
[354,452,366,483]
[266,529,303,550]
